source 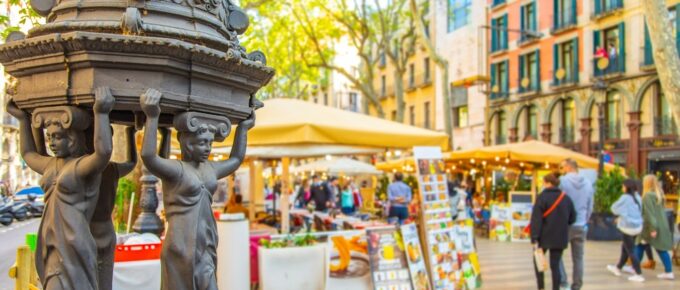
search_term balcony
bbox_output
[490,92,510,101]
[552,11,577,34]
[640,46,655,71]
[592,0,624,20]
[492,0,506,9]
[655,116,678,136]
[551,71,579,88]
[559,127,576,144]
[593,58,624,79]
[517,81,540,95]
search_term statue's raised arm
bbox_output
[5,97,51,175]
[212,112,255,179]
[76,87,115,179]
[139,89,181,180]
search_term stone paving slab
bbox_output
[477,238,680,289]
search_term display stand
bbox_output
[413,147,481,289]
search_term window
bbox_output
[424,57,431,82]
[553,38,579,86]
[409,63,415,88]
[409,106,415,126]
[349,92,358,112]
[593,23,625,77]
[324,93,328,106]
[652,82,677,135]
[391,110,397,121]
[490,60,509,99]
[454,106,469,128]
[594,0,624,16]
[560,98,576,143]
[424,102,431,129]
[447,0,472,32]
[554,0,577,31]
[606,91,621,139]
[527,105,538,139]
[491,14,508,52]
[492,0,506,7]
[379,52,386,67]
[381,75,386,96]
[496,111,507,144]
[519,50,540,93]
[520,2,538,43]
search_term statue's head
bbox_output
[174,112,231,163]
[32,106,91,158]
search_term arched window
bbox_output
[496,111,507,144]
[651,82,677,135]
[560,98,576,143]
[606,90,621,139]
[524,105,537,139]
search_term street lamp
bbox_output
[592,79,608,176]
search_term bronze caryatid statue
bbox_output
[5,87,115,290]
[139,88,255,290]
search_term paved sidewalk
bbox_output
[476,238,679,290]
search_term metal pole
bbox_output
[597,102,606,176]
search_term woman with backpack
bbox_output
[607,179,645,282]
[635,175,675,280]
[530,173,576,290]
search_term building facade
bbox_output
[486,0,680,193]
[369,0,488,151]
[433,0,488,150]
[309,38,363,113]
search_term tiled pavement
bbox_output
[477,238,680,290]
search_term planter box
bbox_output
[587,213,622,241]
[258,244,329,290]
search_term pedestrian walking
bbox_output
[557,159,594,290]
[310,175,332,212]
[530,173,577,290]
[635,175,675,280]
[387,172,412,224]
[340,182,355,215]
[607,179,645,282]
[295,179,312,208]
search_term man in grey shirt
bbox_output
[387,172,412,224]
[558,159,594,290]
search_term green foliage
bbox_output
[376,175,390,201]
[259,234,317,248]
[594,167,625,214]
[113,178,137,233]
[403,175,419,192]
[0,1,41,39]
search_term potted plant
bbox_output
[588,167,624,241]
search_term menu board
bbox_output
[489,204,511,242]
[400,224,431,290]
[367,227,413,290]
[509,191,533,242]
[450,223,482,289]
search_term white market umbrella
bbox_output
[293,158,381,176]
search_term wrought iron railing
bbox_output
[559,126,576,144]
[655,116,678,136]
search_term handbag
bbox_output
[523,192,566,235]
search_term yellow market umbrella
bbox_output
[448,140,612,170]
[217,98,449,149]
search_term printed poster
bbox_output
[489,204,511,242]
[400,224,431,290]
[367,227,413,290]
[509,191,533,242]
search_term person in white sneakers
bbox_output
[607,179,645,282]
[634,175,675,280]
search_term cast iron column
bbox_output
[132,166,164,236]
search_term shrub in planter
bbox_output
[588,167,624,241]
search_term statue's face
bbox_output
[183,131,214,163]
[45,126,71,158]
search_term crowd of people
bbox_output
[529,158,675,290]
[292,175,364,215]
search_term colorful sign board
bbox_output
[367,227,413,290]
[400,224,431,290]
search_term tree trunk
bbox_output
[408,0,452,147]
[642,0,680,126]
[393,69,406,122]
